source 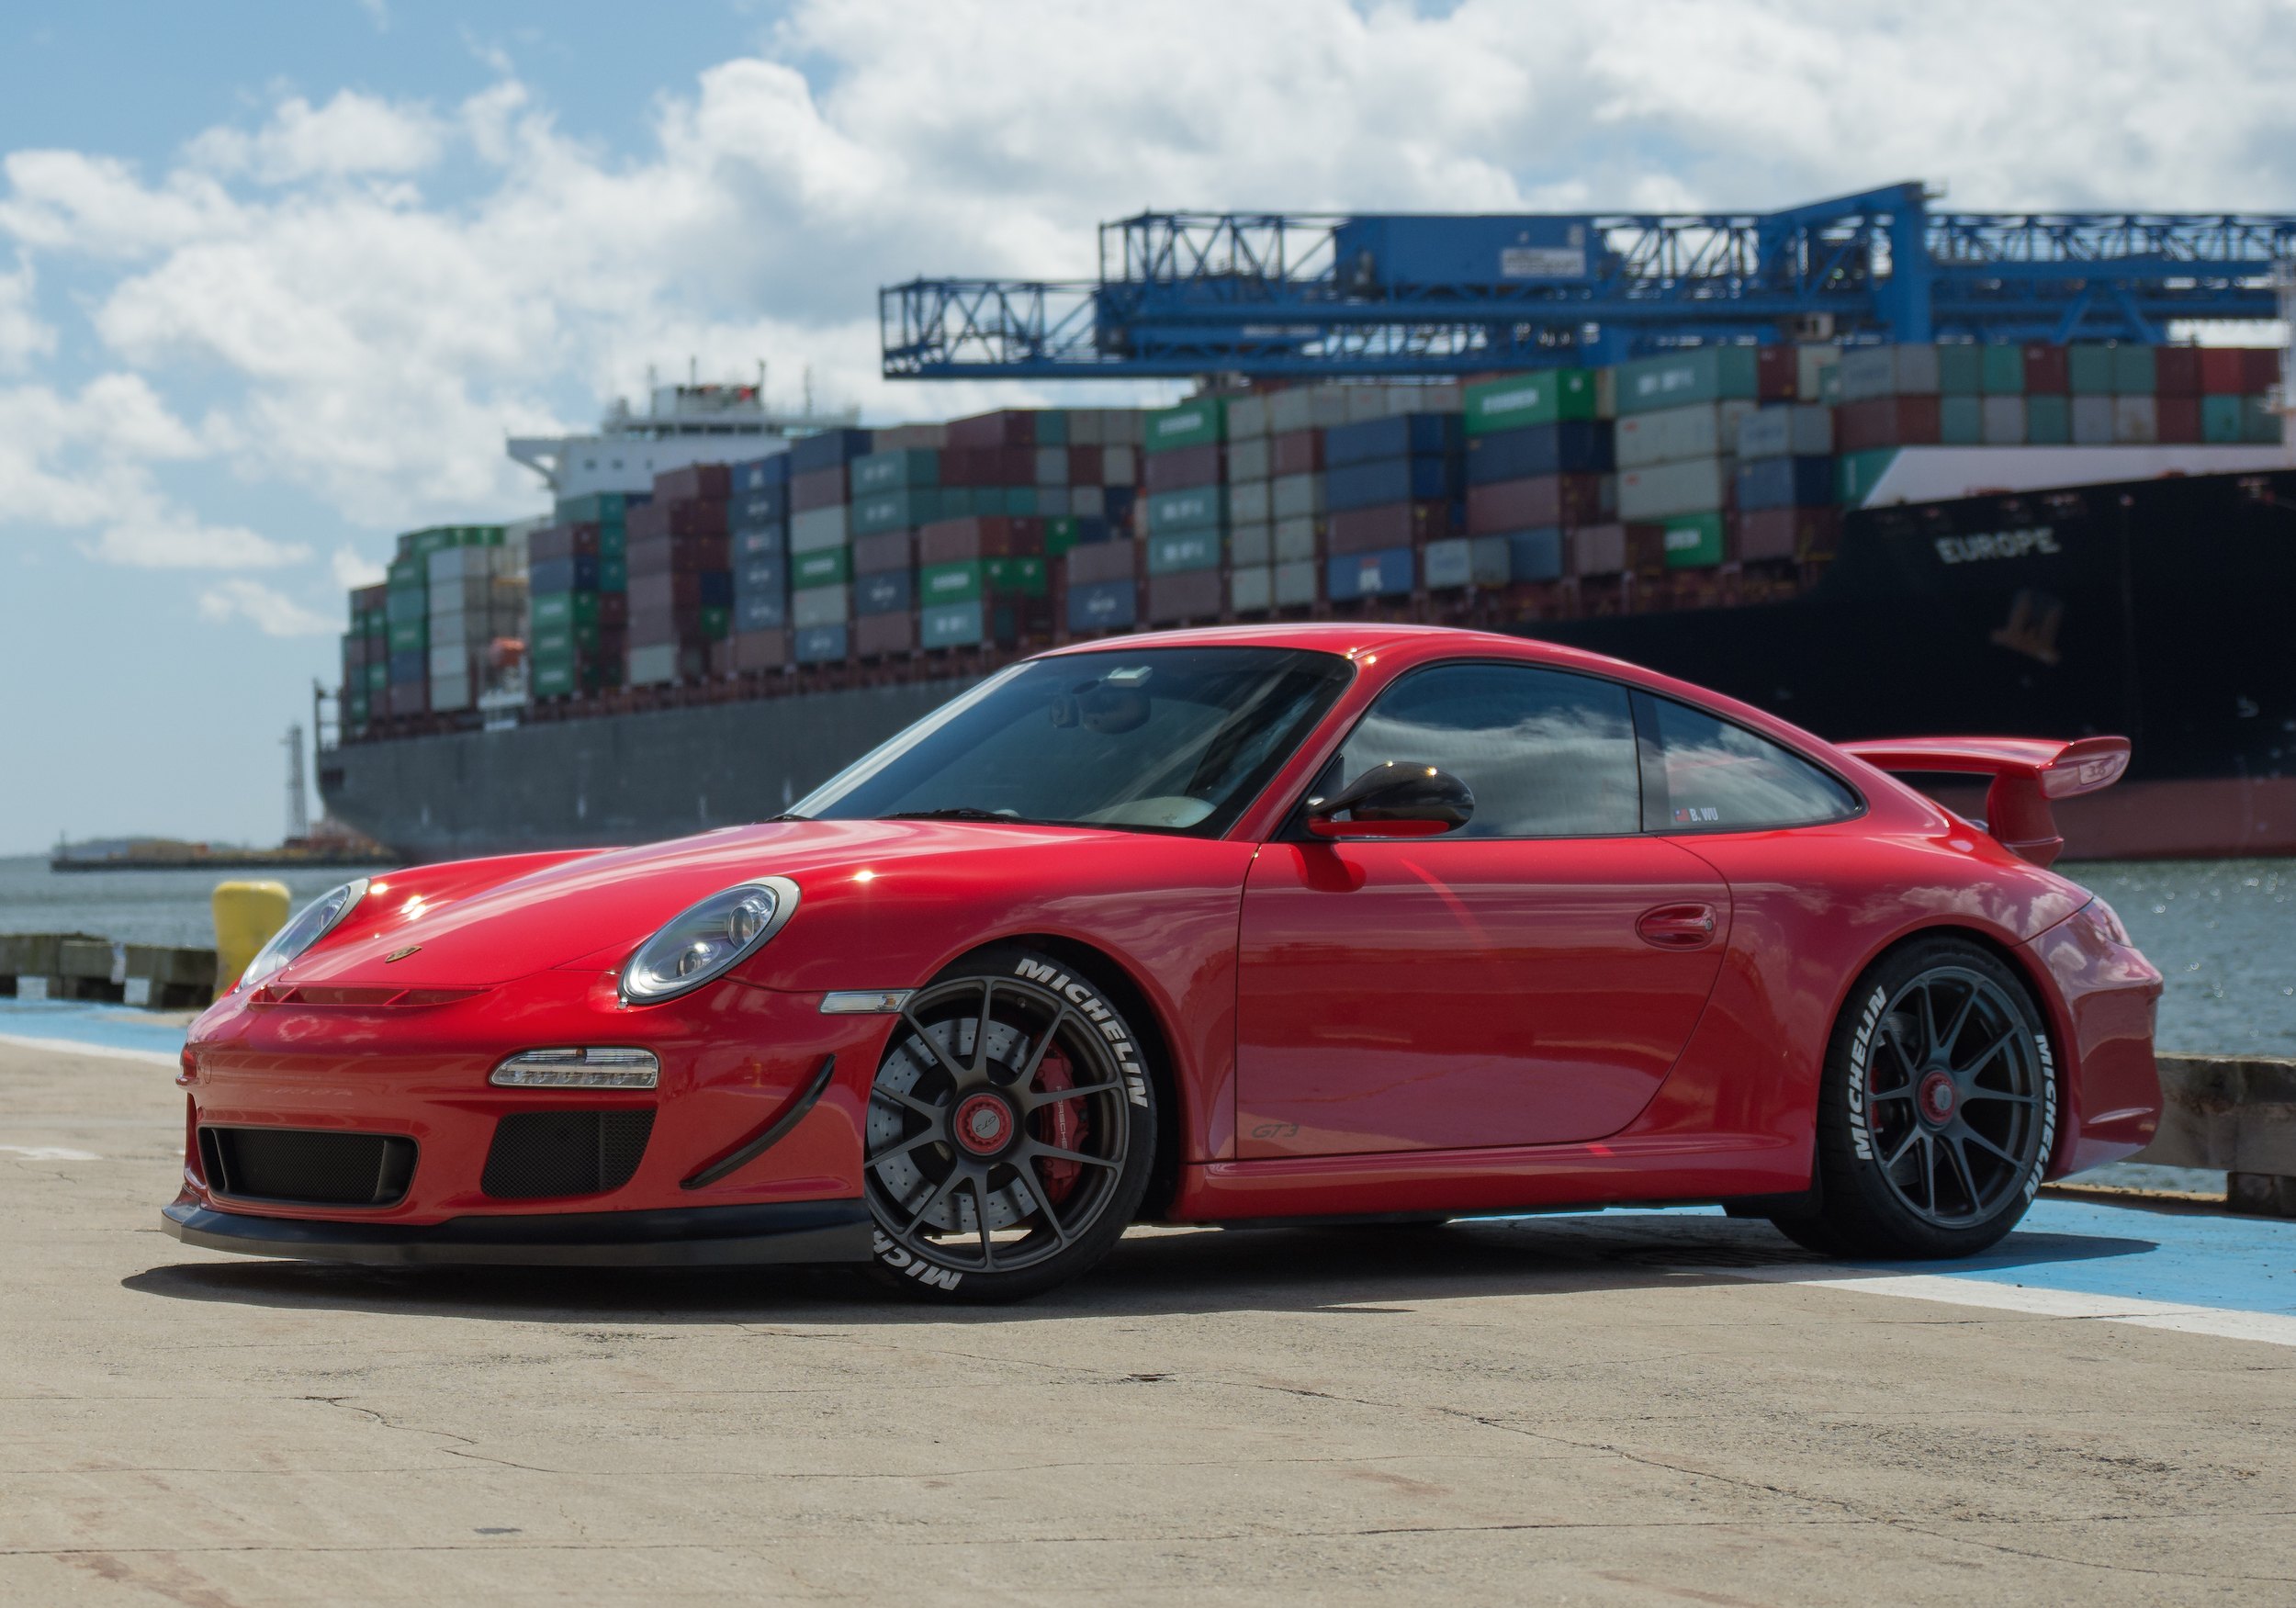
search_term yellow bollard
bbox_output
[212,881,291,1001]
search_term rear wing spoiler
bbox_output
[1837,736,2132,868]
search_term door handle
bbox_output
[1638,903,1718,950]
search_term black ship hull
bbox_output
[321,469,2296,863]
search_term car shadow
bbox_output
[122,1209,2161,1325]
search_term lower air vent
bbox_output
[480,1109,657,1199]
[199,1127,417,1208]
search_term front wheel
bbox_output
[1773,938,2058,1259]
[863,949,1156,1302]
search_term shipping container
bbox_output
[1326,546,1415,600]
[1229,565,1274,614]
[1228,437,1273,482]
[1143,399,1223,454]
[1466,420,1614,483]
[1615,347,1760,415]
[1940,396,1983,445]
[1835,396,1942,452]
[945,410,1035,451]
[1325,412,1461,467]
[854,612,916,658]
[850,486,942,536]
[850,449,940,496]
[1420,534,1513,590]
[1465,473,1613,533]
[788,429,874,476]
[791,547,852,589]
[1329,500,1453,555]
[1658,511,1728,569]
[1146,529,1223,575]
[1064,539,1138,588]
[1734,455,1833,512]
[1736,404,1833,459]
[1934,344,1982,396]
[854,569,914,615]
[1507,527,1567,582]
[2026,394,2072,444]
[1270,430,1325,477]
[1142,486,1228,534]
[794,624,850,664]
[1230,480,1273,525]
[2067,344,2117,396]
[1066,578,1138,634]
[1144,568,1224,624]
[1616,457,1726,523]
[1836,344,1941,401]
[1981,396,2027,445]
[1737,506,1839,564]
[1326,456,1457,512]
[1615,400,1758,468]
[1143,442,1224,493]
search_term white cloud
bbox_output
[331,542,385,590]
[186,91,445,185]
[1,0,2293,579]
[88,514,308,569]
[196,578,336,636]
[0,256,52,371]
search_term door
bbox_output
[1235,661,1730,1158]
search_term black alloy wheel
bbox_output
[1774,938,2056,1259]
[864,950,1154,1301]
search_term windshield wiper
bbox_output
[884,807,1044,825]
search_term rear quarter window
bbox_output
[1635,692,1860,832]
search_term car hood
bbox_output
[278,817,1128,989]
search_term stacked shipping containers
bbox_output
[1325,408,1463,603]
[427,529,520,713]
[1733,399,1838,563]
[725,455,793,673]
[786,428,873,667]
[333,344,2287,728]
[1460,369,1607,597]
[342,584,388,734]
[626,464,731,686]
[1614,349,1769,571]
[1140,399,1227,624]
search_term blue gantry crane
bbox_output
[880,182,2296,379]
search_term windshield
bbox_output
[789,647,1354,837]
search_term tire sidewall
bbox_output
[1821,938,2058,1257]
[867,946,1157,1301]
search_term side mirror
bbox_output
[1307,761,1475,839]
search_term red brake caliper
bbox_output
[1031,1044,1087,1205]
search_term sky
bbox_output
[2,0,2294,854]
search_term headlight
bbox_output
[240,879,369,990]
[620,877,801,1004]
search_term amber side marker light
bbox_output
[490,1048,660,1089]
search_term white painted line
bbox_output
[1711,1265,2296,1350]
[0,1032,181,1068]
[0,1145,100,1161]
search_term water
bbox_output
[0,854,399,949]
[2065,858,2295,1058]
[0,851,2289,1056]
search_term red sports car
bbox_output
[166,624,2163,1300]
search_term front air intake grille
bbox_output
[480,1109,657,1199]
[198,1126,417,1208]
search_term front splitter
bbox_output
[162,1197,872,1268]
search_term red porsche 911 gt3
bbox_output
[165,624,2163,1300]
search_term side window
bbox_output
[1332,663,1640,838]
[1635,693,1859,831]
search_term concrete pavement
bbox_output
[4,1039,2293,1605]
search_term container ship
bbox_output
[320,339,2295,863]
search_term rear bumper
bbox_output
[161,1196,873,1268]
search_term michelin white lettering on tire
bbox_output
[1846,985,1886,1161]
[863,949,1159,1299]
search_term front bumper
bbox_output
[162,1196,872,1267]
[175,965,902,1233]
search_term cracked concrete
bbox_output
[3,1040,2293,1604]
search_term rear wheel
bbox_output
[1773,938,2057,1259]
[863,948,1156,1302]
